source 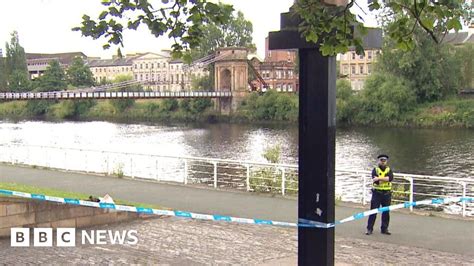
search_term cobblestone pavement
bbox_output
[1,217,473,265]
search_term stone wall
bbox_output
[0,197,142,238]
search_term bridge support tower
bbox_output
[214,47,249,114]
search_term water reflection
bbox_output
[0,120,472,179]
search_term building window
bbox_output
[146,74,149,80]
[134,64,137,69]
[352,53,356,60]
[140,74,143,80]
[145,63,148,69]
[351,65,356,74]
[176,74,179,83]
[359,54,364,59]
[151,63,154,69]
[134,74,137,80]
[367,64,372,74]
[368,51,372,60]
[359,65,364,74]
[140,64,143,69]
[343,65,348,75]
[157,74,161,81]
[171,75,173,83]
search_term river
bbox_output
[0,120,472,179]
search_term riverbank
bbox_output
[338,96,474,128]
[0,94,472,128]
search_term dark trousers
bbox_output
[367,189,391,231]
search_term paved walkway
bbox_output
[1,218,473,265]
[1,164,473,257]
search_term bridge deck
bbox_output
[0,91,232,100]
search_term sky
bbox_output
[0,0,378,59]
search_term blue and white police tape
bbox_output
[0,189,472,228]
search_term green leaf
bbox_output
[420,17,435,31]
[446,18,462,31]
[99,11,108,20]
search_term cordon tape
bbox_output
[0,189,472,228]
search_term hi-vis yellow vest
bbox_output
[373,167,392,191]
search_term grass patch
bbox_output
[0,182,166,210]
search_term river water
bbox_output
[0,120,472,179]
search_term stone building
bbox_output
[338,28,383,90]
[88,57,135,83]
[26,52,87,79]
[250,37,298,92]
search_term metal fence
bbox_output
[1,144,472,216]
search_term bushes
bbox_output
[238,91,298,122]
[336,74,417,125]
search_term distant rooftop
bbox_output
[26,52,87,65]
[441,31,474,45]
[87,57,136,67]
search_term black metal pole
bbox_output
[298,48,336,265]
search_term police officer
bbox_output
[366,154,394,235]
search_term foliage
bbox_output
[454,43,474,90]
[249,145,298,195]
[4,31,30,91]
[336,79,352,100]
[25,100,55,116]
[67,57,95,87]
[238,91,298,122]
[0,58,8,91]
[74,0,471,57]
[73,0,234,58]
[180,98,213,114]
[355,73,417,123]
[184,6,256,61]
[191,74,212,91]
[263,144,281,164]
[7,70,30,92]
[50,99,96,119]
[160,98,178,112]
[36,60,67,92]
[295,0,470,55]
[378,31,461,102]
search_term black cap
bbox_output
[377,154,389,160]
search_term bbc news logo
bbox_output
[11,228,138,247]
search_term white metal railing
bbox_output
[1,144,472,217]
[0,91,232,100]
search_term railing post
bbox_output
[408,176,414,212]
[64,151,68,171]
[461,181,467,217]
[130,157,134,178]
[246,164,250,191]
[184,160,188,185]
[106,154,110,175]
[281,167,286,196]
[213,162,217,188]
[362,173,367,205]
[155,159,159,180]
[83,150,87,173]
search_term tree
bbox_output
[73,0,233,58]
[183,6,256,90]
[186,7,256,61]
[117,47,123,59]
[377,29,461,102]
[67,57,95,87]
[36,60,67,91]
[455,43,474,90]
[75,0,471,57]
[5,31,29,91]
[0,57,7,91]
